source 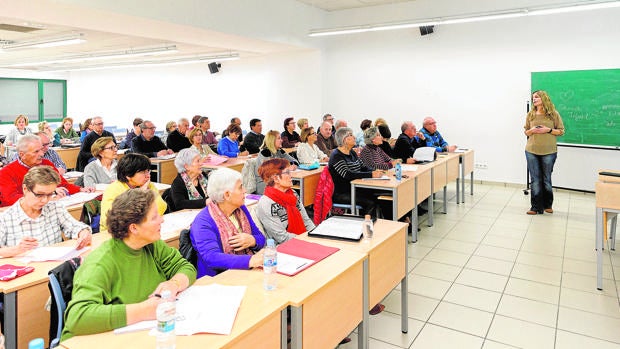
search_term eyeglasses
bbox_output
[103,145,118,151]
[144,126,156,130]
[309,132,316,135]
[288,122,296,125]
[93,122,104,126]
[41,142,51,147]
[281,169,293,176]
[326,118,334,121]
[29,189,56,199]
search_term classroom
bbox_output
[1,0,620,348]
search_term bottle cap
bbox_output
[29,338,44,349]
[364,214,371,220]
[267,239,275,247]
[160,289,172,300]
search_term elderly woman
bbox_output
[101,153,167,230]
[296,127,328,165]
[0,166,92,257]
[255,130,298,194]
[360,127,400,170]
[61,189,196,340]
[329,127,385,218]
[296,118,309,132]
[5,114,33,147]
[281,117,301,148]
[81,137,118,187]
[188,127,216,158]
[190,168,265,278]
[161,120,177,145]
[217,124,249,158]
[169,148,208,211]
[55,117,80,143]
[256,159,315,244]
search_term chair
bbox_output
[48,257,81,348]
[313,166,361,225]
[179,229,197,267]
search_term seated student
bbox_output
[166,118,192,152]
[420,117,456,152]
[5,114,33,147]
[188,128,217,158]
[82,137,118,187]
[61,189,196,340]
[296,118,309,133]
[356,119,372,147]
[131,120,173,158]
[360,127,399,170]
[190,168,265,278]
[79,118,92,143]
[255,130,298,194]
[0,166,92,258]
[161,120,177,145]
[393,121,427,163]
[316,121,338,155]
[377,124,394,157]
[169,148,208,211]
[242,118,265,155]
[217,124,249,158]
[296,127,328,165]
[55,117,81,144]
[280,117,301,148]
[221,117,244,143]
[77,117,116,171]
[100,153,167,230]
[119,118,143,150]
[256,159,315,244]
[39,121,61,147]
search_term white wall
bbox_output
[66,50,323,134]
[320,8,620,191]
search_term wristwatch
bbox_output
[548,128,553,134]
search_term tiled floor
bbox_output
[340,182,620,348]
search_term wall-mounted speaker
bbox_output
[419,25,434,36]
[208,62,221,74]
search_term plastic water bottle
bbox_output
[28,338,44,349]
[395,162,402,181]
[263,239,278,291]
[362,214,374,241]
[156,290,176,349]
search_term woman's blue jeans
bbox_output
[525,151,557,212]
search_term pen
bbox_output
[296,262,308,270]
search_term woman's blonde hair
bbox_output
[297,118,308,131]
[91,137,115,158]
[187,127,203,143]
[14,114,29,126]
[261,130,280,154]
[527,90,561,121]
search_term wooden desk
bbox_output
[61,272,288,349]
[201,157,248,173]
[300,219,409,348]
[350,175,416,221]
[150,156,177,185]
[443,153,461,203]
[459,149,475,203]
[291,167,322,207]
[595,170,620,290]
[408,165,432,243]
[55,147,80,170]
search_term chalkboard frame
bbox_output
[531,68,620,150]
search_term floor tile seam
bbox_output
[554,200,572,349]
[424,319,489,339]
[554,328,620,346]
[557,303,620,320]
[604,240,620,305]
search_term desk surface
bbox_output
[201,156,249,172]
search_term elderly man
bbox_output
[316,121,338,156]
[0,166,92,257]
[198,116,218,147]
[420,117,456,152]
[77,116,116,171]
[323,113,336,134]
[131,120,173,158]
[393,121,427,163]
[166,117,192,152]
[0,135,94,207]
[243,118,264,154]
[9,132,68,174]
[335,119,348,130]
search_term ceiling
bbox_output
[296,0,416,11]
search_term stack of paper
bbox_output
[202,154,229,166]
[160,210,201,235]
[20,246,90,262]
[56,192,102,207]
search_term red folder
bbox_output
[276,238,339,276]
[0,264,35,281]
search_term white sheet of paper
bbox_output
[361,175,390,180]
[276,252,314,275]
[160,210,201,237]
[55,192,101,207]
[114,320,157,334]
[21,246,90,262]
[412,147,436,162]
[401,164,419,172]
[310,217,363,240]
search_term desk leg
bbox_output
[611,214,618,251]
[442,186,447,214]
[412,178,418,243]
[299,178,305,207]
[456,178,460,204]
[351,183,358,215]
[358,259,369,349]
[596,207,603,291]
[281,308,288,349]
[5,292,16,349]
[470,171,474,196]
[290,305,303,349]
[428,170,434,227]
[402,228,409,333]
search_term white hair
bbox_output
[207,168,243,203]
[17,134,41,152]
[174,148,200,173]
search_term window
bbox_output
[0,78,67,123]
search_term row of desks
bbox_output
[60,219,408,349]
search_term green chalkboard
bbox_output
[531,69,620,148]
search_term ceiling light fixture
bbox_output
[308,0,620,37]
[5,45,178,67]
[42,52,240,72]
[1,32,85,49]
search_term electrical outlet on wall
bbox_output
[474,163,488,169]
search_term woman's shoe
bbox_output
[544,208,553,213]
[526,210,538,215]
[369,303,385,315]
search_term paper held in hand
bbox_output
[412,147,436,163]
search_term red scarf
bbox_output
[264,186,306,235]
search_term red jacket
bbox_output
[313,166,334,225]
[0,159,81,207]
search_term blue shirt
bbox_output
[420,128,449,152]
[217,137,240,157]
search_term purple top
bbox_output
[190,205,265,278]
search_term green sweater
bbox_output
[61,238,196,340]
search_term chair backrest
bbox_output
[178,229,197,267]
[162,188,175,213]
[48,257,81,348]
[313,166,335,225]
[241,157,258,194]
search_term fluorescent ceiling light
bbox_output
[42,52,240,72]
[6,45,178,67]
[308,0,620,37]
[2,33,86,50]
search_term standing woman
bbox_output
[5,114,33,146]
[55,117,81,143]
[524,90,565,215]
